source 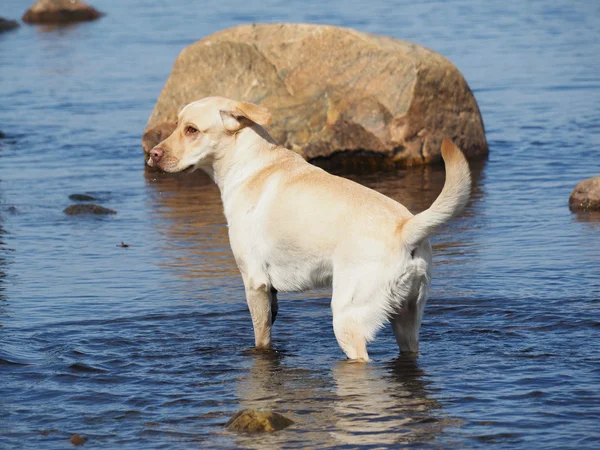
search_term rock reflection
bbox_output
[347,160,487,268]
[345,158,486,216]
[35,23,82,34]
[571,211,600,226]
[144,168,239,283]
[144,160,485,285]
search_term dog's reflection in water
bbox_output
[233,351,451,447]
[330,357,447,446]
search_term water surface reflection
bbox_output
[229,351,450,448]
[144,159,486,284]
[144,168,240,304]
[330,357,446,446]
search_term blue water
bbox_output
[1,0,599,448]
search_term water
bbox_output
[1,0,599,448]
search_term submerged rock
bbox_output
[225,408,293,433]
[69,194,96,201]
[0,17,20,33]
[69,434,87,446]
[22,0,103,25]
[143,24,487,168]
[569,176,600,212]
[64,204,116,215]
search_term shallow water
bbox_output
[1,0,599,448]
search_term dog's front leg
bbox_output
[243,279,274,349]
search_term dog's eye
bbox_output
[185,126,199,136]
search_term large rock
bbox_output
[225,409,293,433]
[22,0,103,24]
[569,176,600,212]
[143,24,487,167]
[0,17,20,33]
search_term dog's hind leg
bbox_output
[331,285,370,361]
[332,311,370,362]
[391,286,427,355]
[331,271,394,362]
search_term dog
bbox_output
[147,96,471,361]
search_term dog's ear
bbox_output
[220,101,272,133]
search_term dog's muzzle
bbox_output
[149,147,164,165]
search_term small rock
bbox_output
[225,408,293,433]
[569,176,600,212]
[64,204,116,215]
[69,434,87,446]
[0,130,6,139]
[23,0,103,25]
[0,17,20,33]
[69,194,96,202]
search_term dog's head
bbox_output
[147,97,272,173]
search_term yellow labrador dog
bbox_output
[147,96,471,361]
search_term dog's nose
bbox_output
[150,147,164,163]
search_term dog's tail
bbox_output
[401,138,471,248]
